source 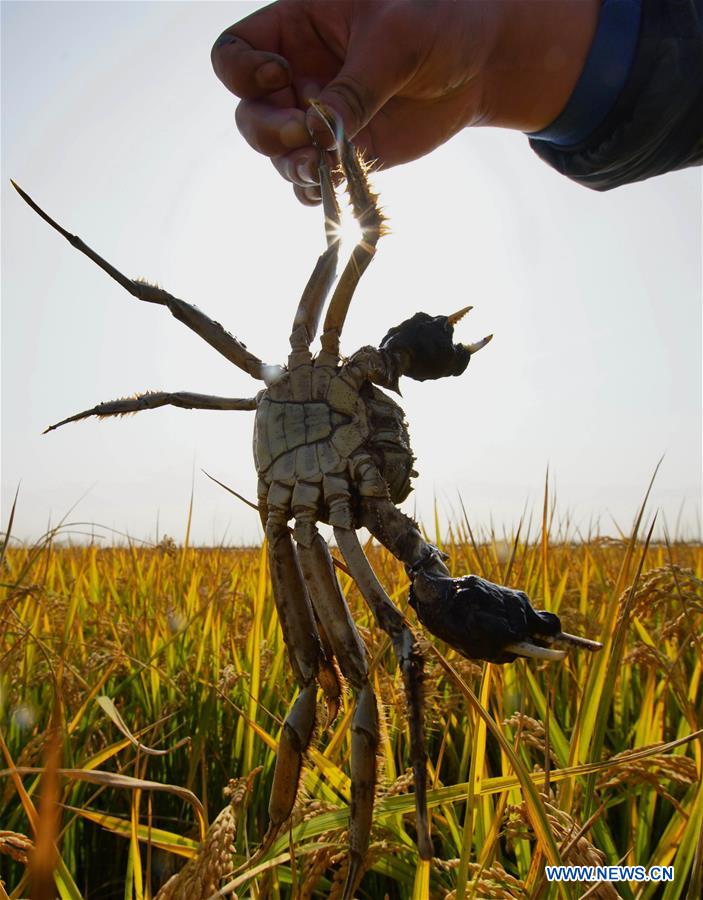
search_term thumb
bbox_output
[306,37,415,147]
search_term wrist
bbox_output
[479,0,601,132]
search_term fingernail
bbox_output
[295,156,318,185]
[303,186,322,204]
[256,60,288,91]
[212,33,237,52]
[279,118,309,149]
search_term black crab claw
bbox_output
[380,311,473,382]
[409,572,564,664]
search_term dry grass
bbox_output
[1,519,701,899]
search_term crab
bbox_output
[13,104,601,898]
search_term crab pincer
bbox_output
[410,573,602,663]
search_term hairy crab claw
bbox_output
[409,570,603,663]
[380,307,493,385]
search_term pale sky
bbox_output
[2,1,701,546]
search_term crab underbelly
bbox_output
[254,398,366,485]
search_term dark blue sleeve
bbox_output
[527,0,703,190]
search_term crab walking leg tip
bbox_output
[418,828,433,861]
[504,641,567,661]
[43,418,72,433]
[317,658,343,729]
[342,851,366,900]
[11,180,32,204]
[42,414,81,433]
[229,822,280,878]
[323,697,340,731]
[307,99,340,143]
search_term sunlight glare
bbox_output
[332,194,365,255]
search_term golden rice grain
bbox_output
[0,830,33,865]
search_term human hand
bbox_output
[211,0,599,204]
[210,0,499,204]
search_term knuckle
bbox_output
[325,75,377,131]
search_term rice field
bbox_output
[1,504,702,899]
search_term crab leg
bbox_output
[255,482,342,716]
[267,680,317,830]
[289,151,342,354]
[266,518,320,690]
[348,682,379,898]
[43,391,257,433]
[266,514,340,710]
[297,531,368,687]
[11,180,267,380]
[359,498,451,579]
[296,530,378,900]
[255,512,341,859]
[334,526,432,875]
[315,109,387,360]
